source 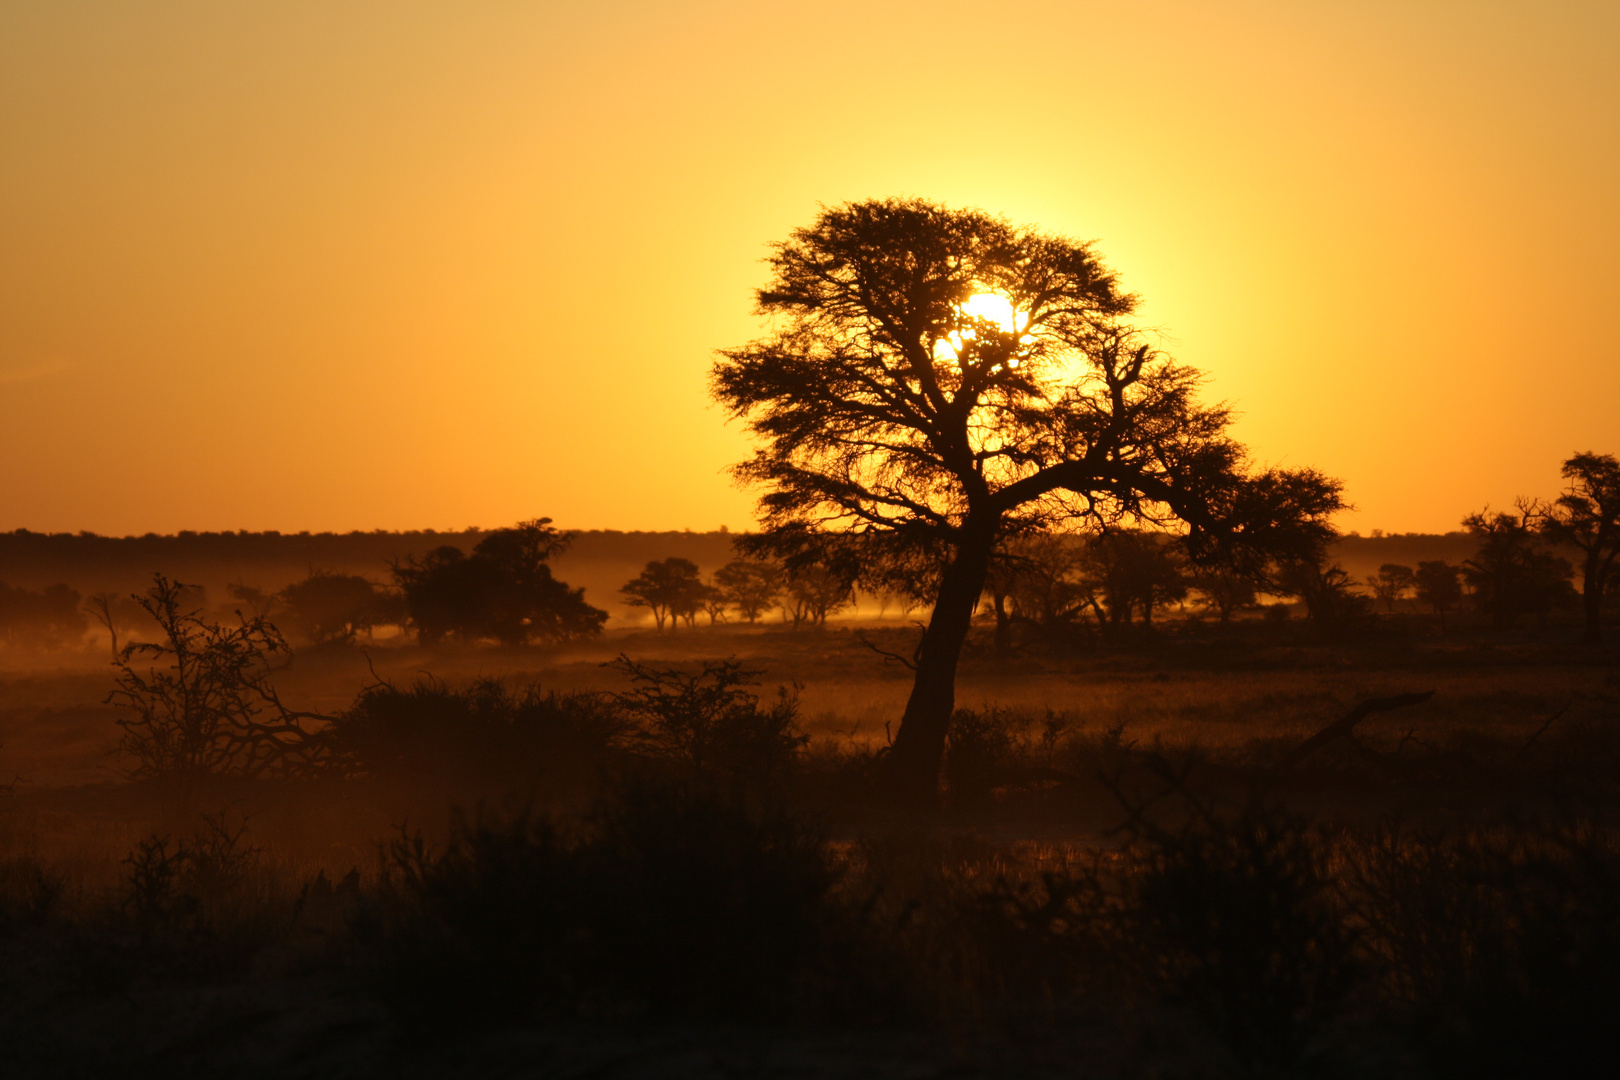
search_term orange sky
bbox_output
[2,1,1615,536]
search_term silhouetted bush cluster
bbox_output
[358,785,872,1027]
[0,580,86,649]
[326,656,810,806]
[328,678,627,799]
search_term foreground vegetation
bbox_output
[1,605,1617,1077]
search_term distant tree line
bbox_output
[601,450,1617,650]
[4,452,1615,652]
[617,555,860,631]
[0,581,86,649]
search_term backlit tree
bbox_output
[712,199,1343,800]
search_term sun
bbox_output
[959,292,1020,334]
[935,292,1028,365]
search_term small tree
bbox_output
[0,582,87,650]
[1462,507,1574,626]
[1537,452,1620,643]
[1414,560,1463,628]
[280,570,395,645]
[607,655,806,793]
[1271,551,1369,625]
[1190,566,1259,624]
[713,557,782,624]
[981,533,1094,650]
[782,562,857,629]
[699,578,729,626]
[621,558,708,632]
[1078,530,1189,628]
[106,575,333,780]
[1366,563,1416,613]
[395,519,605,645]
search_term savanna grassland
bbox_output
[2,596,1618,1079]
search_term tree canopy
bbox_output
[712,198,1344,800]
[1538,451,1620,642]
[393,519,605,646]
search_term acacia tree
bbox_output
[394,519,605,645]
[1366,563,1416,613]
[621,558,708,631]
[712,199,1343,800]
[1462,507,1574,626]
[1190,566,1259,624]
[713,557,783,623]
[1537,451,1620,643]
[1414,559,1463,628]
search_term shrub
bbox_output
[1351,819,1620,1078]
[943,706,1020,804]
[963,799,1359,1071]
[106,575,332,780]
[608,655,807,797]
[328,678,626,798]
[0,856,64,933]
[363,784,853,1027]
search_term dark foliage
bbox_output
[1414,559,1463,621]
[607,655,807,796]
[1463,507,1576,626]
[106,575,333,780]
[0,581,86,649]
[393,519,605,645]
[1537,451,1620,642]
[362,786,855,1026]
[278,570,402,644]
[713,555,783,623]
[1351,820,1620,1079]
[328,678,626,798]
[619,557,709,631]
[712,197,1344,798]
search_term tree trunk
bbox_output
[991,590,1011,655]
[884,515,998,803]
[1582,550,1604,644]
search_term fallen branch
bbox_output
[1521,702,1573,750]
[1275,691,1435,774]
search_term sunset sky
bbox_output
[3,0,1615,536]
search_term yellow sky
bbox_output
[2,0,1615,535]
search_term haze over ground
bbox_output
[2,0,1615,536]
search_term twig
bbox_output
[855,631,919,671]
[1521,702,1573,750]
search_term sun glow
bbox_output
[936,292,1029,366]
[960,292,1020,334]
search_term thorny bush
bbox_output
[107,575,333,780]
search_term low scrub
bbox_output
[359,783,872,1027]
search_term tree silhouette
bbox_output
[107,575,332,779]
[1536,452,1620,643]
[279,570,397,645]
[783,561,857,629]
[394,519,605,645]
[0,581,86,649]
[713,557,783,624]
[1462,507,1574,626]
[1190,565,1259,624]
[621,558,708,631]
[712,198,1343,800]
[1366,563,1416,613]
[1271,552,1368,625]
[1077,530,1189,628]
[1414,559,1463,628]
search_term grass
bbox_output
[2,615,1619,1075]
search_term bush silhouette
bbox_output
[329,678,626,798]
[363,784,849,1026]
